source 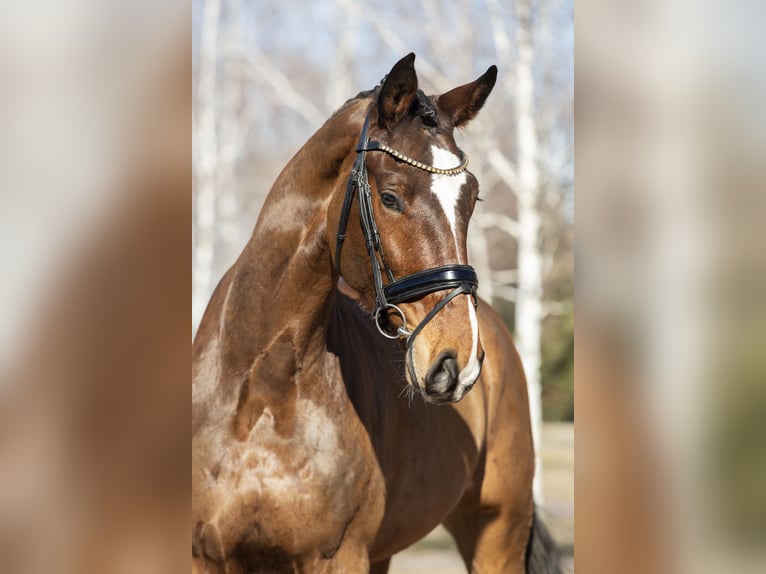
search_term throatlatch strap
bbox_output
[335,114,372,275]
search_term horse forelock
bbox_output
[335,85,440,128]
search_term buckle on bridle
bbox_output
[374,303,411,340]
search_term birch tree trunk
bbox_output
[193,0,221,334]
[217,0,252,273]
[514,0,545,503]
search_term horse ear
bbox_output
[436,65,498,127]
[377,53,418,130]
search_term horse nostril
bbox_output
[425,351,459,395]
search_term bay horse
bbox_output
[192,53,560,573]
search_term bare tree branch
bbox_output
[492,285,519,302]
[248,48,326,127]
[336,0,452,91]
[327,0,357,111]
[474,212,520,239]
[486,147,521,195]
[491,269,519,284]
[543,300,573,318]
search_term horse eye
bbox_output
[380,192,402,211]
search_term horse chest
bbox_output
[216,388,384,557]
[244,400,343,496]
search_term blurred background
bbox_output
[1,1,762,573]
[577,1,766,572]
[191,0,574,570]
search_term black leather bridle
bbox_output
[335,109,479,385]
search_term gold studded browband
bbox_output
[361,141,469,176]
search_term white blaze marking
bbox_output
[429,146,467,256]
[429,146,481,388]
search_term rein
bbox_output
[335,110,479,385]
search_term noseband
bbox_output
[335,111,479,386]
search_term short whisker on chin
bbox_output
[397,382,418,406]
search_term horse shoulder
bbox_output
[194,305,385,562]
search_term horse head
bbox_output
[330,53,497,404]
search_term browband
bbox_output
[360,142,469,176]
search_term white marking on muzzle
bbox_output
[459,298,481,388]
[429,146,481,388]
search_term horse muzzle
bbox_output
[423,350,460,402]
[419,348,484,404]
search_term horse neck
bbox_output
[218,102,367,373]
